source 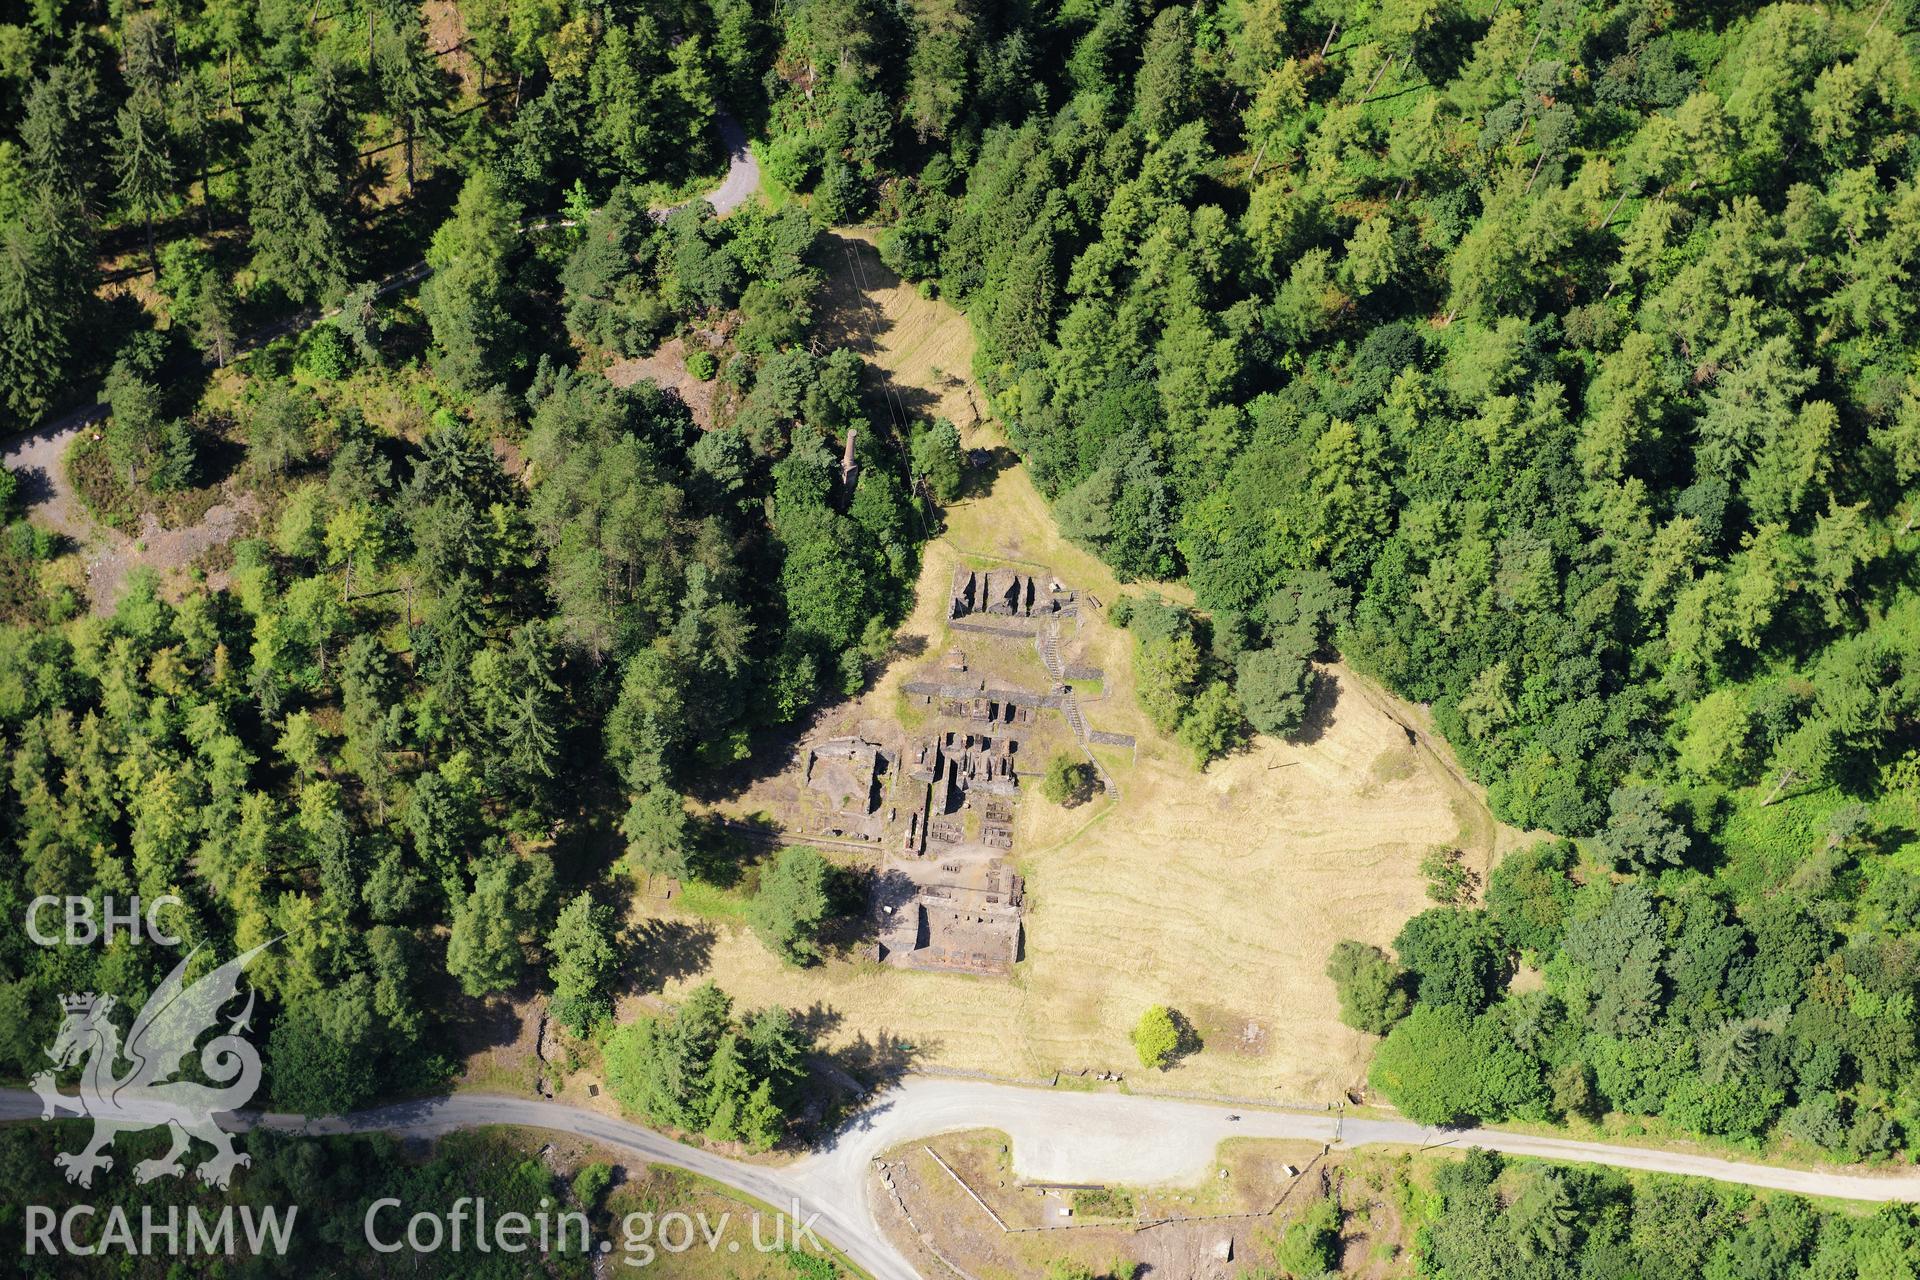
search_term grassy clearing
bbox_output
[621,228,1529,1104]
[1071,1186,1136,1219]
[67,427,235,532]
[673,878,754,923]
[812,230,987,434]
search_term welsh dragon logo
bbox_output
[31,942,271,1190]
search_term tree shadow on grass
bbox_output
[435,984,537,1061]
[794,1018,937,1143]
[687,719,811,806]
[810,233,893,359]
[687,810,779,889]
[191,415,247,487]
[957,443,1020,502]
[827,1027,934,1091]
[1168,1008,1204,1066]
[1286,666,1343,748]
[821,866,917,955]
[622,919,718,993]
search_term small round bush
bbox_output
[297,325,356,381]
[1133,1005,1180,1070]
[686,350,718,381]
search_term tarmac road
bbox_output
[702,112,761,216]
[8,1076,1920,1279]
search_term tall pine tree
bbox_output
[113,90,177,276]
[246,80,354,304]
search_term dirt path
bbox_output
[1,411,262,614]
[1,413,100,543]
[607,335,723,427]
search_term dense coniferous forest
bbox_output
[1412,1148,1920,1280]
[0,1122,858,1278]
[749,0,1920,1164]
[6,0,1920,1245]
[0,0,913,1137]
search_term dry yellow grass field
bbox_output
[628,229,1531,1105]
[812,230,991,432]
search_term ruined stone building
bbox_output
[948,568,1074,623]
[875,860,1025,976]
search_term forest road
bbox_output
[7,1076,1920,1279]
[701,111,761,216]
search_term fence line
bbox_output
[876,1158,982,1280]
[911,1064,1061,1089]
[1123,1083,1333,1112]
[925,1146,1011,1231]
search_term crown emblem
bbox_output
[36,943,275,1191]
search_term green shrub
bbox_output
[1070,1187,1136,1219]
[297,324,356,381]
[765,136,820,193]
[1484,839,1576,955]
[571,1162,612,1209]
[1325,939,1410,1035]
[1271,1198,1339,1277]
[686,349,718,381]
[1132,1005,1180,1069]
[911,418,964,501]
[1236,640,1316,738]
[1042,753,1093,806]
[748,846,831,965]
[149,419,198,492]
[812,158,863,224]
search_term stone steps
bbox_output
[1035,628,1064,679]
[1033,622,1119,799]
